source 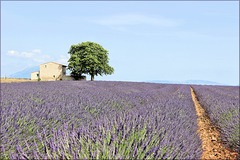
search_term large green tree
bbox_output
[68,41,114,81]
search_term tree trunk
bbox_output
[91,75,94,81]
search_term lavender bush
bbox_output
[1,81,202,159]
[192,85,239,153]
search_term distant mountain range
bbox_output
[7,66,71,79]
[146,80,225,86]
[8,66,39,79]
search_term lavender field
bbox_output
[0,81,238,159]
[192,85,239,153]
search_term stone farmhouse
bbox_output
[31,62,86,81]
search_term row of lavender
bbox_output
[1,81,202,159]
[191,85,239,153]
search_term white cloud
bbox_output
[6,49,73,66]
[7,50,33,58]
[92,14,181,27]
[7,50,19,56]
[32,49,41,53]
[7,49,51,62]
[21,52,34,58]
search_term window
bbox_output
[53,75,55,78]
[45,65,47,68]
[37,74,39,77]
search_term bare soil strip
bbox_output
[190,87,238,159]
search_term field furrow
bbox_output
[191,87,238,159]
[191,85,239,155]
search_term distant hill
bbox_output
[8,66,71,79]
[146,80,224,86]
[9,66,39,79]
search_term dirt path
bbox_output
[190,87,238,159]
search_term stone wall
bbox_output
[31,71,40,80]
[61,75,75,81]
[39,62,64,81]
[62,75,86,81]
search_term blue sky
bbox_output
[1,1,239,85]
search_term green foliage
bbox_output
[68,41,114,81]
[219,108,238,126]
[177,92,184,98]
[219,108,239,149]
[38,78,41,81]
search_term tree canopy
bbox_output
[67,41,114,81]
